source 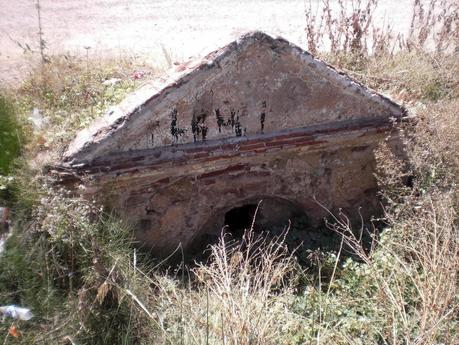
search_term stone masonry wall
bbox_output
[57,32,405,255]
[72,124,400,255]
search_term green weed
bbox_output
[0,96,23,175]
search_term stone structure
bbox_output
[56,32,405,255]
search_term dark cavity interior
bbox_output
[188,197,342,261]
[224,203,258,238]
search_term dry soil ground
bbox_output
[1,0,414,85]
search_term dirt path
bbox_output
[0,0,414,85]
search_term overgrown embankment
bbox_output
[0,1,458,344]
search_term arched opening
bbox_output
[224,203,258,238]
[187,196,342,261]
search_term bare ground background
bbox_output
[1,0,415,85]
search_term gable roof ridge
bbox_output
[63,31,404,164]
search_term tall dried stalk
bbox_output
[304,0,384,55]
[327,192,458,344]
[408,0,459,52]
[304,0,459,55]
[192,227,296,344]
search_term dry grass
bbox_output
[189,227,296,344]
[133,224,299,344]
[407,0,459,53]
[325,193,458,344]
[7,54,160,162]
[304,0,458,55]
[0,0,458,344]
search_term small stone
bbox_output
[102,78,122,86]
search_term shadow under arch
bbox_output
[186,195,341,261]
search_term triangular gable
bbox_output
[64,31,404,164]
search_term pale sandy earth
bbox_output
[0,0,415,85]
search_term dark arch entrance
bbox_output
[222,197,307,239]
[187,196,341,260]
[223,203,258,238]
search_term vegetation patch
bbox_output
[0,96,22,175]
[0,0,457,344]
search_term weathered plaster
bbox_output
[54,31,406,255]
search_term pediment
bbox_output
[64,31,404,164]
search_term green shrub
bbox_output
[0,95,22,175]
[0,177,155,344]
